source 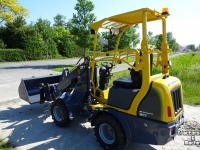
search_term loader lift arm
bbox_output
[18,57,89,104]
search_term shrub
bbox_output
[0,39,6,48]
[72,45,85,57]
[0,49,25,62]
[63,40,74,57]
[23,35,46,60]
[46,39,59,59]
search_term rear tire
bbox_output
[51,99,71,127]
[94,114,126,150]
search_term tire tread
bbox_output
[50,99,71,127]
[94,113,126,150]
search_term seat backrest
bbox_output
[130,53,153,88]
[130,63,142,89]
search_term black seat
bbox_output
[113,53,153,89]
[113,77,133,88]
[113,65,142,89]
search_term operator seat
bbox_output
[113,53,153,89]
[113,63,142,89]
[113,77,134,88]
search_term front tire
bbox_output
[94,114,126,150]
[51,99,71,127]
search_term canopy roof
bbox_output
[91,8,167,31]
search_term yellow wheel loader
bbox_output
[19,7,184,150]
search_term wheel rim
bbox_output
[99,123,115,144]
[53,106,63,121]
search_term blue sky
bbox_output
[18,0,200,47]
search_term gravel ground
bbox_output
[0,99,200,150]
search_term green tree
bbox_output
[0,19,46,60]
[167,32,178,51]
[119,25,140,49]
[0,0,29,25]
[53,14,67,27]
[0,16,27,49]
[154,32,178,51]
[96,33,103,52]
[34,18,58,58]
[71,0,96,55]
[154,34,162,50]
[0,39,6,48]
[187,44,196,51]
[101,25,140,51]
[53,26,75,57]
[34,18,53,41]
[65,19,73,31]
[101,32,117,51]
[147,31,155,48]
[23,26,46,60]
[7,15,26,28]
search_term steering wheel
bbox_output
[76,57,84,66]
[101,62,115,69]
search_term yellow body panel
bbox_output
[102,75,184,123]
[89,103,104,110]
[152,76,184,122]
[95,87,109,104]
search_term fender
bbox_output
[58,92,82,118]
[91,108,132,145]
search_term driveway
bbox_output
[1,99,200,150]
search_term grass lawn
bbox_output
[0,141,14,150]
[51,52,200,105]
[52,64,76,72]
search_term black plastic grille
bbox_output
[171,86,182,115]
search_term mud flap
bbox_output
[18,74,61,104]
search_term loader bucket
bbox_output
[18,74,61,104]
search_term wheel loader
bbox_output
[18,7,184,150]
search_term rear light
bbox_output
[167,106,172,117]
[169,127,174,136]
[169,128,172,135]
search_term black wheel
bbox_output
[94,114,126,150]
[51,99,71,127]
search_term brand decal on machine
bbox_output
[139,111,153,117]
[168,79,179,87]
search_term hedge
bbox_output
[0,49,26,62]
[0,48,104,62]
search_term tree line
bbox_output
[0,0,197,62]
